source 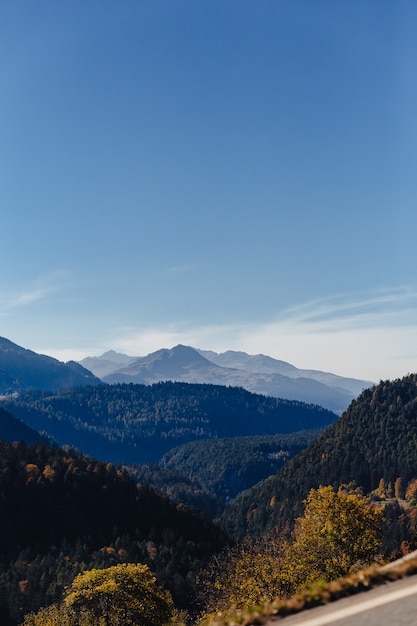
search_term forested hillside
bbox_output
[1,382,336,464]
[127,463,224,518]
[0,439,228,625]
[160,430,321,504]
[3,377,417,624]
[126,430,320,518]
[221,375,417,542]
[0,406,49,446]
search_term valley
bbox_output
[0,337,416,625]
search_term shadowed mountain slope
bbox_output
[0,337,100,394]
[1,382,337,465]
[160,429,322,505]
[0,405,50,445]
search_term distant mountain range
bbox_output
[80,350,137,378]
[80,344,373,413]
[0,337,354,461]
[0,337,372,414]
[0,337,100,394]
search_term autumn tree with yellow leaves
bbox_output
[197,536,291,617]
[23,563,184,626]
[287,485,384,588]
[199,485,383,619]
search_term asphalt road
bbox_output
[266,575,417,625]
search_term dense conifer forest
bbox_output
[2,382,336,464]
[0,440,228,625]
[0,406,49,446]
[2,376,417,623]
[126,430,320,517]
[221,375,417,548]
[160,430,321,504]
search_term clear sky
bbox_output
[1,1,417,382]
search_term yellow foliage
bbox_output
[288,485,383,587]
[405,478,417,505]
[23,603,74,626]
[198,537,292,617]
[42,464,56,480]
[199,485,383,620]
[25,464,40,484]
[64,563,176,626]
[24,563,182,626]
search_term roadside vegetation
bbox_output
[197,552,417,626]
[197,485,385,622]
[20,483,417,626]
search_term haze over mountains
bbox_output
[81,344,373,414]
[0,337,372,414]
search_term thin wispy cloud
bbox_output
[106,287,417,381]
[0,288,47,313]
[0,272,70,313]
[279,288,417,330]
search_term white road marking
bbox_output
[281,580,417,625]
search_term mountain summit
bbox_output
[96,345,372,413]
[80,350,137,378]
[102,345,222,384]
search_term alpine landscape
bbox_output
[2,2,417,625]
[0,335,416,624]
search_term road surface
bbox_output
[266,574,417,625]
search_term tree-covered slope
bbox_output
[0,439,228,625]
[0,405,50,445]
[127,463,224,518]
[221,375,417,539]
[160,429,322,504]
[1,382,337,464]
[126,430,321,518]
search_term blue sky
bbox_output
[1,1,417,381]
